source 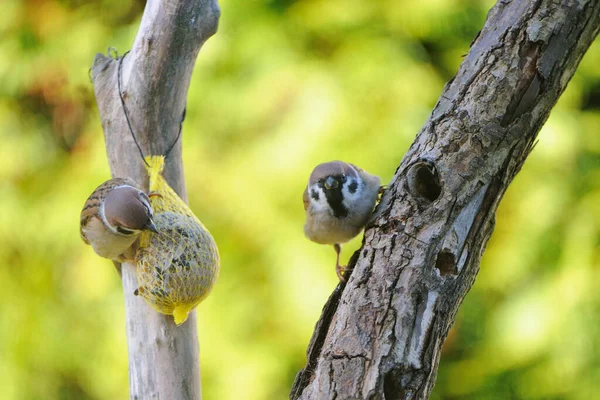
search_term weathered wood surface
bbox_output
[90,0,220,398]
[292,1,600,399]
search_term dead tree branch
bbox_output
[90,0,220,398]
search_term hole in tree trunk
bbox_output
[435,249,457,276]
[383,368,407,400]
[407,161,442,202]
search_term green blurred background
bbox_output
[1,0,599,399]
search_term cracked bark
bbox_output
[90,0,219,398]
[291,1,600,399]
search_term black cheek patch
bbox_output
[348,181,358,194]
[311,190,320,201]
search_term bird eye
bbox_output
[116,226,135,235]
[341,175,347,183]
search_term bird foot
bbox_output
[117,254,135,264]
[336,264,352,282]
[118,240,140,264]
[377,185,387,202]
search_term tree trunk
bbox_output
[291,1,600,399]
[90,0,219,398]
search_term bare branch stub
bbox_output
[90,0,220,399]
[292,1,600,399]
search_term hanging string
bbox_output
[117,51,185,168]
[165,107,185,157]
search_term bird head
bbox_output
[306,161,364,219]
[104,186,158,236]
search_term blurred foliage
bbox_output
[0,0,598,399]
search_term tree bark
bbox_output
[291,1,600,399]
[90,1,219,399]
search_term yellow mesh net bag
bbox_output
[135,156,219,325]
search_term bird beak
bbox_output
[146,219,159,233]
[324,176,339,190]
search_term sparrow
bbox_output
[80,178,158,262]
[303,161,381,281]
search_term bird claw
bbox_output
[336,264,352,282]
[148,191,163,199]
[377,185,387,202]
[117,254,135,264]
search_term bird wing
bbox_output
[80,212,93,244]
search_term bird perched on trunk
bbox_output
[303,161,381,281]
[80,178,158,262]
